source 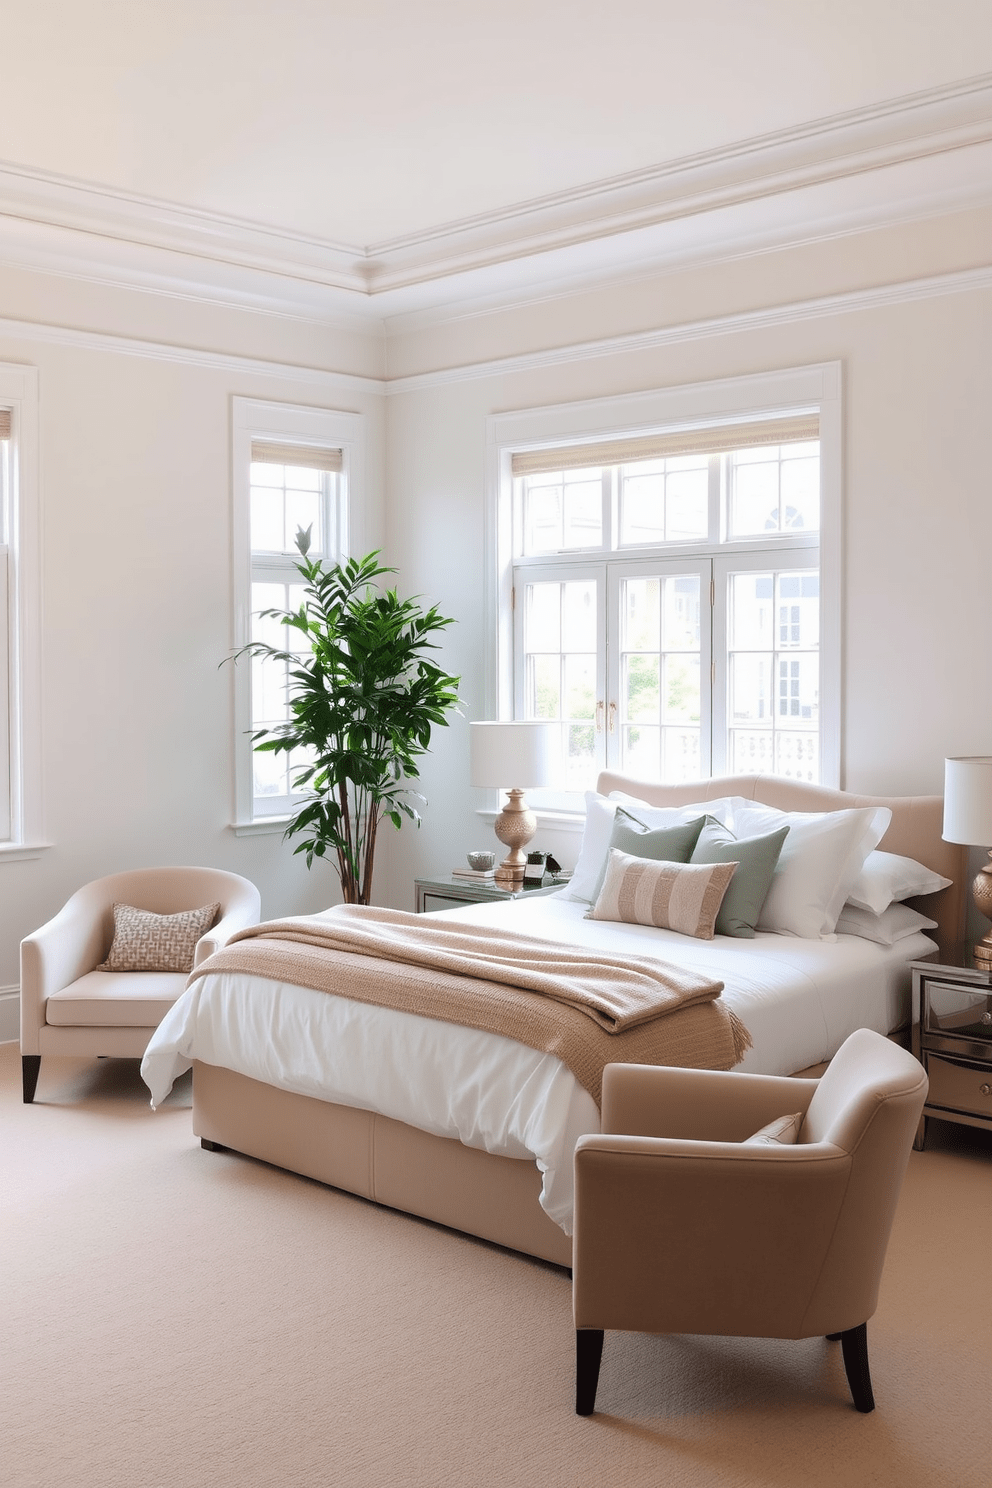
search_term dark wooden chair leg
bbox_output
[839,1323,875,1413]
[22,1055,41,1104]
[826,1331,843,1341]
[200,1138,226,1153]
[575,1329,604,1416]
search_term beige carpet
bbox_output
[2,1042,990,1488]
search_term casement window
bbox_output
[0,409,11,840]
[488,366,840,808]
[0,364,42,857]
[231,399,364,832]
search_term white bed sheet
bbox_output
[141,894,934,1234]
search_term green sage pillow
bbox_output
[690,821,790,938]
[589,809,708,904]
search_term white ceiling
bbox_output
[2,3,992,324]
[3,0,992,248]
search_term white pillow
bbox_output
[731,802,891,938]
[845,850,953,916]
[559,794,624,903]
[834,901,938,947]
[562,791,735,904]
[608,790,738,829]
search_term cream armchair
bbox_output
[572,1028,928,1416]
[20,867,261,1103]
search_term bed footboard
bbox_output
[192,1060,573,1267]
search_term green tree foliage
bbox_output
[237,534,460,903]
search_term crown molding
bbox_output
[0,209,379,332]
[369,72,992,293]
[0,73,990,326]
[0,261,987,398]
[0,312,387,395]
[383,265,992,394]
[0,158,366,290]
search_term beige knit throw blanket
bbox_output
[189,905,751,1106]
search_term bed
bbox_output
[142,774,966,1267]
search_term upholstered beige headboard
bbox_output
[596,772,966,946]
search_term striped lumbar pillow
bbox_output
[587,849,737,939]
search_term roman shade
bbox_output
[510,413,819,477]
[0,410,11,439]
[250,440,342,473]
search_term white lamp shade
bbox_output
[943,757,992,845]
[470,721,558,789]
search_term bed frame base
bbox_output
[191,776,960,1270]
[192,1061,573,1267]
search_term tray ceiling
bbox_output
[1,3,992,320]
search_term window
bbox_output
[0,364,42,856]
[0,411,11,840]
[248,442,344,816]
[232,400,364,832]
[487,367,840,806]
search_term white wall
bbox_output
[0,271,385,1023]
[378,220,992,911]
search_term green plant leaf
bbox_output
[228,550,460,903]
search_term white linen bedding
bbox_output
[141,892,934,1234]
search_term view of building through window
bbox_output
[512,435,820,793]
[249,453,341,815]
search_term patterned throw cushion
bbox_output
[744,1111,804,1145]
[98,902,220,973]
[587,850,737,939]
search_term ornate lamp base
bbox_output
[493,788,537,888]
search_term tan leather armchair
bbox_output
[572,1028,928,1415]
[20,867,261,1103]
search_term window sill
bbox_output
[230,817,291,838]
[476,808,585,833]
[0,841,53,862]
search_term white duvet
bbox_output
[141,894,934,1233]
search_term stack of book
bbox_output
[451,866,496,880]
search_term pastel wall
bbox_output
[2,202,990,1038]
[0,268,385,1031]
[378,226,992,912]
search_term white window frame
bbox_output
[0,364,44,859]
[484,364,841,814]
[231,397,366,834]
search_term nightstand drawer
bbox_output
[421,892,470,913]
[924,981,992,1043]
[925,1054,992,1119]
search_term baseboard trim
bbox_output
[0,986,20,1045]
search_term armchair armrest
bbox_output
[19,890,110,1053]
[193,891,261,966]
[573,1134,850,1338]
[601,1062,819,1143]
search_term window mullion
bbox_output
[709,453,722,544]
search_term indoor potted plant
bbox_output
[239,532,460,904]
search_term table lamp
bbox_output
[942,756,992,966]
[470,721,558,887]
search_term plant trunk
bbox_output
[359,809,379,904]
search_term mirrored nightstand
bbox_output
[910,944,992,1150]
[414,876,565,913]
